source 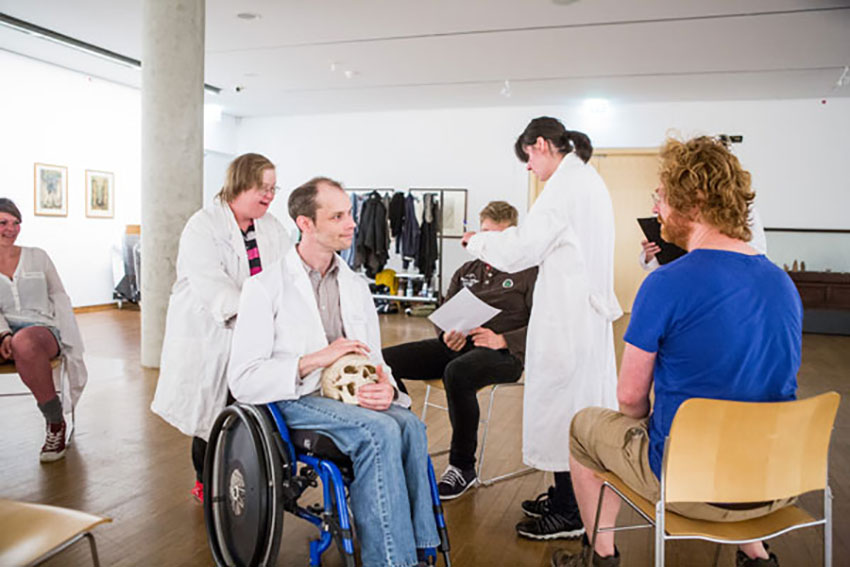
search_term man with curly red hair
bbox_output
[550,136,803,567]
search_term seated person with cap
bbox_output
[383,201,537,500]
[227,177,439,567]
[551,136,802,567]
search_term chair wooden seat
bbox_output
[0,357,62,373]
[0,499,110,567]
[598,471,819,542]
[589,393,841,567]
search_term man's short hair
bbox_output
[217,153,275,203]
[288,176,344,222]
[479,201,518,227]
[659,136,754,241]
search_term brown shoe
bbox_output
[40,420,67,462]
[551,546,620,567]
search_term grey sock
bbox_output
[38,396,63,424]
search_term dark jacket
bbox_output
[445,259,537,364]
[416,193,439,278]
[400,193,420,267]
[355,192,389,277]
[388,192,405,240]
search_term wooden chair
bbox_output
[0,499,111,567]
[0,357,74,437]
[420,375,533,485]
[589,392,841,567]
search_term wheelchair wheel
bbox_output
[204,404,287,567]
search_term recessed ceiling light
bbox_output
[236,12,261,20]
[552,0,579,5]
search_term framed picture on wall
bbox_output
[440,189,468,238]
[85,170,115,218]
[33,163,68,217]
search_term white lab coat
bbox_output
[151,199,291,440]
[639,206,768,271]
[0,247,87,409]
[228,247,411,408]
[466,153,622,471]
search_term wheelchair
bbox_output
[203,402,451,567]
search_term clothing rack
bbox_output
[345,188,466,306]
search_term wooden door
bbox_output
[591,149,660,312]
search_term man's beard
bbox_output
[659,209,693,250]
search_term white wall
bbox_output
[0,51,243,306]
[4,47,847,304]
[0,51,142,307]
[237,98,850,290]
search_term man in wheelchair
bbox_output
[227,176,441,567]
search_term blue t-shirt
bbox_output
[624,250,802,478]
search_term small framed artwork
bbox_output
[33,163,68,217]
[85,170,115,218]
[440,189,468,238]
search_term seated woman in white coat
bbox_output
[228,177,439,567]
[0,198,86,462]
[151,153,291,502]
[461,117,621,541]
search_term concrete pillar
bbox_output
[140,0,205,367]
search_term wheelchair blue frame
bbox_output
[205,402,451,567]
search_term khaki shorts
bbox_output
[569,407,794,522]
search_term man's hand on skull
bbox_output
[356,365,395,411]
[316,337,371,368]
[469,327,507,350]
[442,330,466,351]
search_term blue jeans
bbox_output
[276,396,439,567]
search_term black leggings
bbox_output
[382,338,523,470]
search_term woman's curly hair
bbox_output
[659,136,755,241]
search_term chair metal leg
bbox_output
[655,501,665,567]
[825,484,833,567]
[84,532,101,567]
[474,385,497,480]
[477,383,534,486]
[588,483,608,567]
[421,385,432,421]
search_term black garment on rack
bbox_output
[417,193,439,278]
[355,191,389,277]
[400,193,420,267]
[388,192,405,242]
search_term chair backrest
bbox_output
[663,392,840,504]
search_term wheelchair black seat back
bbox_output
[203,402,451,567]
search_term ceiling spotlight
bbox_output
[500,80,512,98]
[330,61,338,72]
[236,12,261,20]
[344,70,358,79]
[552,0,580,5]
[582,98,610,114]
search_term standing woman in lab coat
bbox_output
[462,117,621,540]
[151,153,291,501]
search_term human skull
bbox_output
[320,354,379,405]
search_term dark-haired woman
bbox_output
[462,117,622,541]
[0,198,87,462]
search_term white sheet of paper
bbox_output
[428,287,502,335]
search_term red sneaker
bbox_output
[191,480,204,503]
[40,420,67,463]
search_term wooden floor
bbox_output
[0,309,846,567]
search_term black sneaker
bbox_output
[736,547,779,567]
[438,465,477,500]
[516,511,585,540]
[521,486,555,518]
